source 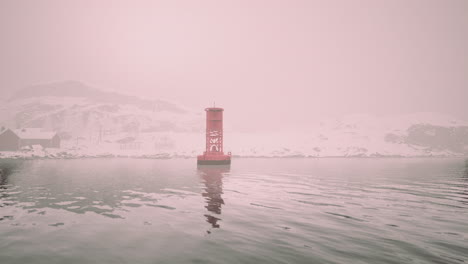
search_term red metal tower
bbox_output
[197,107,231,165]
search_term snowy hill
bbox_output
[0,81,467,158]
[228,113,468,157]
[0,81,203,134]
[8,81,185,113]
[0,81,205,157]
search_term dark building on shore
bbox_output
[0,129,20,151]
[0,128,60,151]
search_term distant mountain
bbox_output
[228,113,468,157]
[0,81,203,141]
[9,81,186,113]
[0,81,467,157]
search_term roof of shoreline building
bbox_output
[13,128,57,140]
[0,128,58,140]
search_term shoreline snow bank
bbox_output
[1,149,465,160]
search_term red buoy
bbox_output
[197,107,231,165]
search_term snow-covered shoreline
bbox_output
[1,149,465,160]
[2,83,467,160]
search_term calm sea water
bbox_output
[0,158,467,264]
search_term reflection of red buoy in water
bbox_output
[198,165,230,229]
[197,107,231,165]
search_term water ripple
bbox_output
[0,158,467,264]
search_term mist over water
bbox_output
[1,0,468,130]
[1,158,467,263]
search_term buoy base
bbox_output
[197,159,231,165]
[197,154,231,165]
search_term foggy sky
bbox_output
[1,0,467,131]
